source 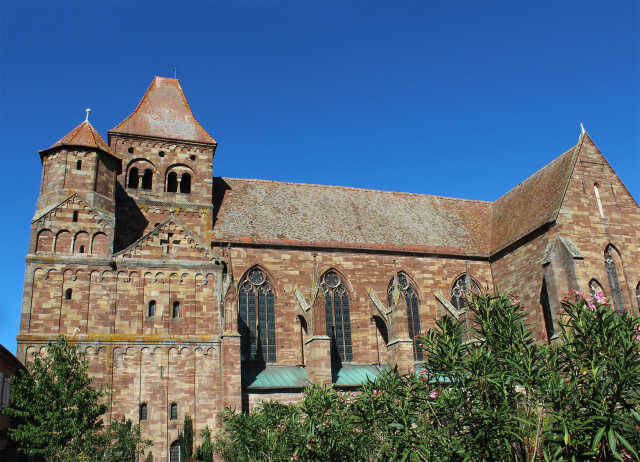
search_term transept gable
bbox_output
[114,215,218,263]
[32,193,114,232]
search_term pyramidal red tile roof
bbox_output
[42,120,113,155]
[111,76,216,144]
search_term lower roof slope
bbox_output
[211,178,492,256]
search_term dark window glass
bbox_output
[540,277,554,340]
[139,403,147,421]
[141,169,153,190]
[605,246,625,313]
[172,301,179,319]
[76,160,82,170]
[388,272,423,360]
[167,172,178,192]
[65,288,72,300]
[238,267,276,363]
[321,271,352,363]
[169,441,181,462]
[128,167,139,189]
[180,173,191,194]
[450,274,481,311]
[148,300,156,317]
[79,245,85,254]
[170,403,177,420]
[72,211,78,222]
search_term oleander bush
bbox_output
[214,292,640,462]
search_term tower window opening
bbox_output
[167,172,178,193]
[65,288,72,300]
[76,160,82,170]
[148,300,156,318]
[128,147,134,154]
[180,173,191,194]
[158,151,165,157]
[79,245,85,254]
[172,301,179,319]
[141,169,153,190]
[128,167,139,189]
[189,154,196,161]
[170,402,178,420]
[594,183,605,218]
[72,211,78,222]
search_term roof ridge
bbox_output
[221,176,492,204]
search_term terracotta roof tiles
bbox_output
[42,120,113,155]
[111,77,216,144]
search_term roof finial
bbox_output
[579,122,585,135]
[173,67,177,79]
[85,108,92,123]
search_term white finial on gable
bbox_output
[85,108,92,122]
[579,122,585,134]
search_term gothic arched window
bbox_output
[589,279,605,299]
[321,270,352,363]
[450,274,482,311]
[388,272,422,360]
[180,173,191,194]
[127,167,139,189]
[141,169,153,190]
[169,440,181,462]
[167,172,178,193]
[238,267,276,363]
[605,246,625,313]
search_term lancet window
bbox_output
[589,279,605,299]
[605,246,625,313]
[238,267,276,363]
[321,270,352,363]
[450,273,482,311]
[388,272,422,360]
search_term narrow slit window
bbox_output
[76,160,82,170]
[139,403,147,421]
[170,402,177,420]
[148,300,156,318]
[388,272,422,360]
[72,211,78,222]
[79,245,85,254]
[172,301,179,319]
[65,288,72,300]
[594,183,605,218]
[540,277,554,340]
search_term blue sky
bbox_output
[0,1,637,353]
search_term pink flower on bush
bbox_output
[306,444,312,450]
[587,301,595,311]
[429,390,438,399]
[291,454,298,461]
[594,292,606,304]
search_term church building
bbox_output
[16,76,640,461]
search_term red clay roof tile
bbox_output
[42,120,114,155]
[111,77,216,144]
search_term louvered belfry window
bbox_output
[388,272,423,361]
[321,271,353,363]
[605,246,625,313]
[238,267,276,363]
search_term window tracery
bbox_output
[388,272,422,360]
[605,246,625,313]
[238,267,276,363]
[321,270,352,363]
[450,273,481,311]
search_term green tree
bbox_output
[3,336,150,461]
[180,413,194,459]
[195,426,213,462]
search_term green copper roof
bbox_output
[245,365,311,390]
[334,365,384,386]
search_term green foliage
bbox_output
[214,292,640,462]
[2,336,150,461]
[144,451,154,462]
[195,426,214,462]
[182,414,194,459]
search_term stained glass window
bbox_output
[605,246,625,313]
[388,272,423,360]
[321,270,352,363]
[238,267,276,363]
[450,274,481,311]
[589,279,604,299]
